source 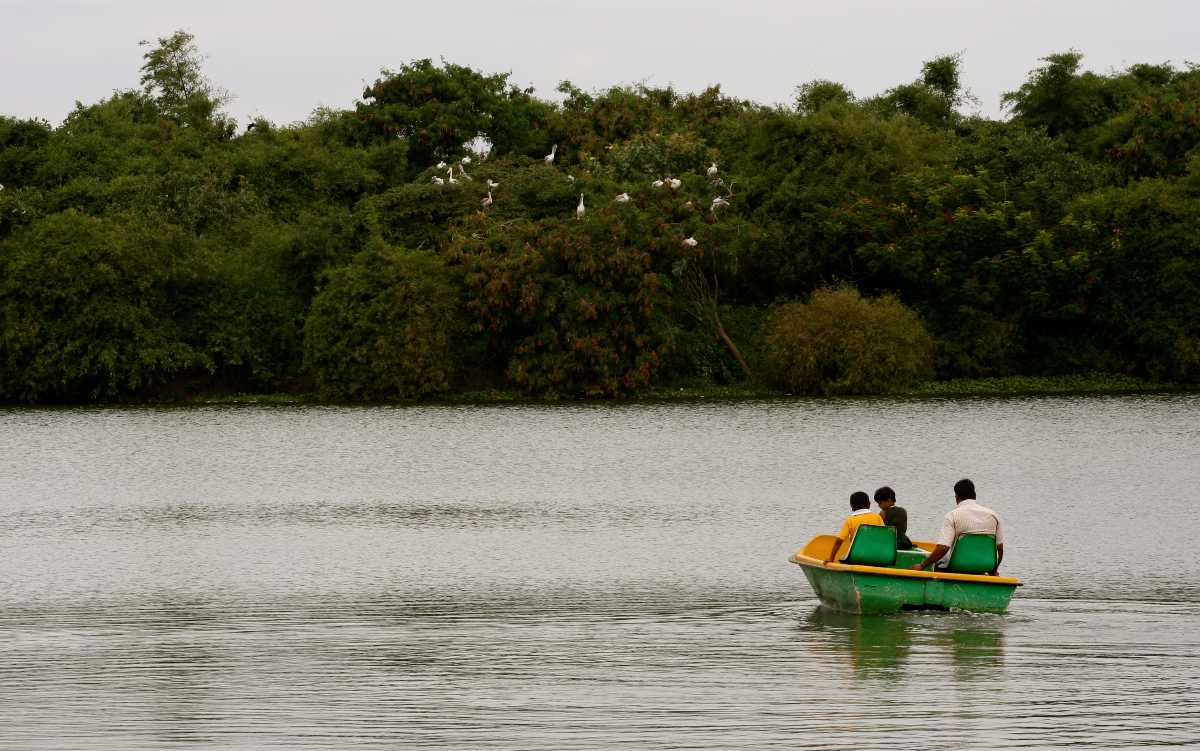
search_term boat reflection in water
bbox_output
[798,607,1005,681]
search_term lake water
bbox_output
[1,395,1198,749]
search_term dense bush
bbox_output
[303,244,465,400]
[0,210,200,401]
[447,208,688,398]
[760,287,935,395]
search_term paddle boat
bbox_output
[790,526,1021,614]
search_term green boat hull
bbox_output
[799,562,1017,615]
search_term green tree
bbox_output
[303,244,466,400]
[447,205,688,397]
[0,210,200,401]
[139,30,228,127]
[795,80,855,115]
[355,59,545,169]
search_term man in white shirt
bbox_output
[909,478,1004,575]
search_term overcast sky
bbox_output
[2,0,1196,127]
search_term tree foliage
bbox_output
[304,244,465,400]
[761,287,935,395]
[2,35,1199,403]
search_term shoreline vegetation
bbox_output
[3,32,1200,406]
[147,373,1194,407]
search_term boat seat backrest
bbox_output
[945,533,997,574]
[840,525,897,567]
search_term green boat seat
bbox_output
[840,524,897,567]
[945,533,997,574]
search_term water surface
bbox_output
[2,396,1198,748]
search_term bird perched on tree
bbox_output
[668,178,682,190]
[576,193,585,218]
[652,179,665,188]
[566,174,575,183]
[711,196,730,213]
[682,236,698,247]
[486,179,500,190]
[614,192,631,203]
[545,144,558,165]
[436,161,448,170]
[707,162,719,177]
[481,191,493,208]
[461,156,472,165]
[447,168,458,185]
[432,176,445,185]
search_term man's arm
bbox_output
[991,544,1003,576]
[911,511,955,570]
[910,544,949,570]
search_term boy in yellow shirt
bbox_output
[835,491,885,558]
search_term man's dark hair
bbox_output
[954,478,976,499]
[873,486,896,503]
[850,491,871,510]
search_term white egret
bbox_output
[711,196,730,213]
[614,192,631,203]
[576,193,585,218]
[436,161,447,170]
[567,175,576,183]
[461,156,472,165]
[682,236,698,247]
[432,176,445,185]
[707,162,718,177]
[486,179,500,190]
[668,178,682,190]
[652,179,665,188]
[545,144,557,165]
[447,168,458,185]
[481,191,493,208]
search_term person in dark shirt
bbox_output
[873,486,914,549]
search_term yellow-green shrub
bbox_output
[761,286,934,395]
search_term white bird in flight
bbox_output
[682,236,698,247]
[614,192,631,203]
[711,196,730,213]
[481,191,493,208]
[707,162,719,177]
[576,193,585,218]
[545,144,557,165]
